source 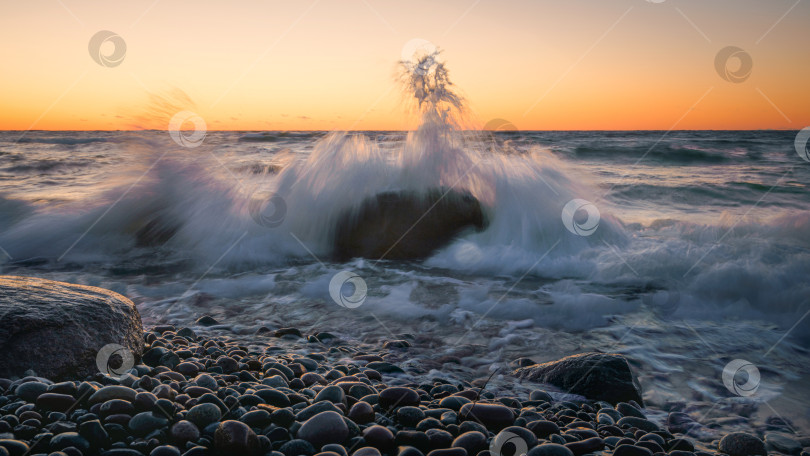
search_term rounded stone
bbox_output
[719,432,767,456]
[612,444,653,456]
[214,420,261,456]
[35,393,76,412]
[379,387,420,408]
[451,431,487,455]
[348,401,375,424]
[458,403,515,430]
[14,382,49,402]
[363,425,396,452]
[88,386,137,404]
[527,444,575,456]
[128,411,169,436]
[186,403,222,428]
[170,420,200,444]
[297,411,349,448]
[315,385,346,404]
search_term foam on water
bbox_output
[0,53,807,344]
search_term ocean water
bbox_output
[1,58,809,436]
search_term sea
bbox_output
[1,73,809,438]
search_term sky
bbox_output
[1,0,808,131]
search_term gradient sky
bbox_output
[1,0,808,130]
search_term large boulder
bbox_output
[0,276,143,380]
[333,188,487,260]
[514,352,643,405]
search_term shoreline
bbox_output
[1,322,806,456]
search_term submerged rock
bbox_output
[513,352,643,405]
[0,276,144,381]
[333,188,487,260]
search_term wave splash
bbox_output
[0,52,807,339]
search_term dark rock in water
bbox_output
[0,276,144,381]
[514,352,643,406]
[718,432,767,456]
[214,420,261,456]
[195,315,219,327]
[333,188,487,260]
[134,216,180,247]
[617,417,659,432]
[764,433,802,455]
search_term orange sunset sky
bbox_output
[1,0,808,131]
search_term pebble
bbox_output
[612,444,654,456]
[128,412,169,436]
[719,432,767,456]
[13,382,48,402]
[765,433,802,455]
[0,327,769,456]
[297,411,349,448]
[348,401,375,424]
[214,420,261,456]
[185,403,221,428]
[458,403,515,430]
[88,386,137,404]
[527,443,575,456]
[379,387,420,408]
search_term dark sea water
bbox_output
[1,128,808,436]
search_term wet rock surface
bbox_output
[514,352,643,406]
[0,276,144,381]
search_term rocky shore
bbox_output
[0,277,807,456]
[0,323,804,456]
